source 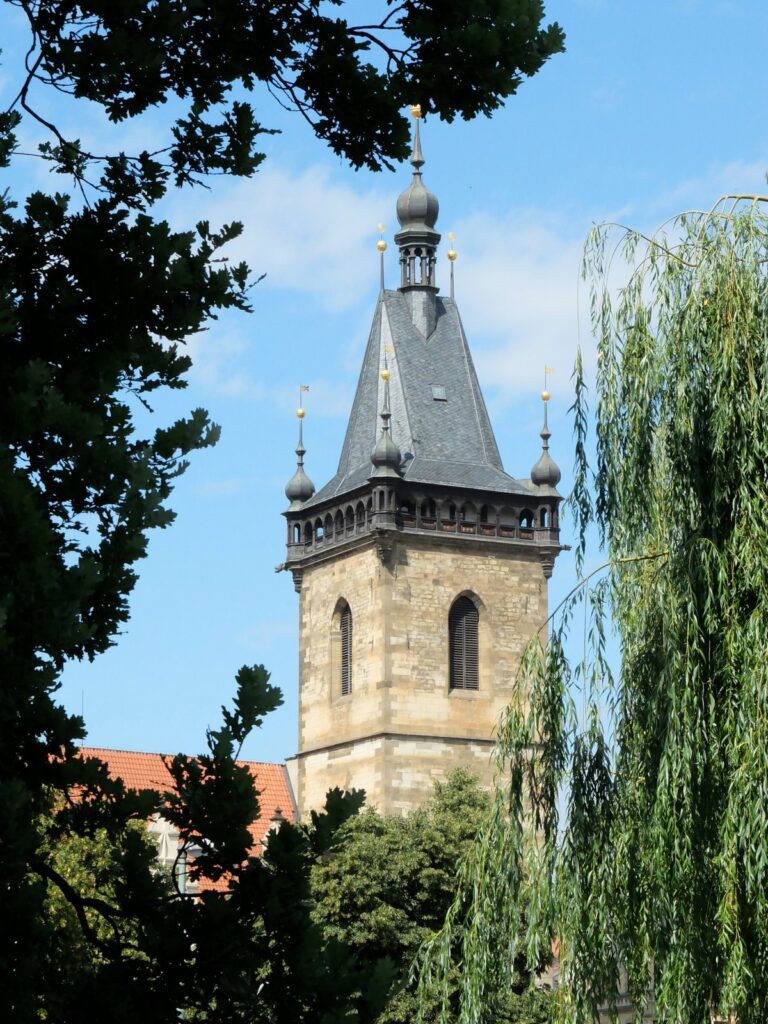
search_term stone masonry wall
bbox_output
[295,534,547,816]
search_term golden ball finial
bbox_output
[541,389,550,402]
[296,407,306,419]
[410,103,422,119]
[447,249,457,262]
[377,239,387,252]
[380,368,391,382]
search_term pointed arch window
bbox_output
[449,597,479,691]
[340,602,352,696]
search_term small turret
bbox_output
[285,405,315,509]
[530,384,561,488]
[370,367,402,478]
[394,105,441,291]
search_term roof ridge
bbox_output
[450,302,504,469]
[453,304,490,465]
[80,745,284,769]
[380,299,413,459]
[80,745,171,758]
[412,456,512,468]
[335,296,383,476]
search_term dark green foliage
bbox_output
[32,758,386,1024]
[0,179,246,1018]
[419,201,768,1024]
[0,1,563,1016]
[312,770,553,1024]
[15,0,563,184]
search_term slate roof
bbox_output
[303,290,538,509]
[79,747,295,888]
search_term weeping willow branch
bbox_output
[417,200,768,1024]
[539,551,669,639]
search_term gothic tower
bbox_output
[281,114,563,817]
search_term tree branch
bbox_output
[539,551,669,637]
[31,855,129,954]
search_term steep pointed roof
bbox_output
[303,290,537,508]
[299,116,554,513]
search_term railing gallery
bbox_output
[288,496,560,553]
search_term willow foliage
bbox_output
[417,198,768,1024]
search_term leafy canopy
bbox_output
[417,197,768,1024]
[34,750,383,1024]
[313,769,553,1024]
[9,0,565,197]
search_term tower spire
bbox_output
[394,105,441,291]
[285,389,315,509]
[530,369,561,488]
[370,362,402,478]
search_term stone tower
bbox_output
[281,115,563,817]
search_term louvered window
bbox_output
[449,597,479,690]
[340,604,352,696]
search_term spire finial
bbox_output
[541,365,553,431]
[542,365,552,401]
[371,350,402,478]
[531,369,561,488]
[285,386,315,508]
[376,223,387,293]
[296,383,307,445]
[410,104,424,171]
[447,232,457,299]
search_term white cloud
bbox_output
[185,326,266,400]
[185,317,357,417]
[179,177,593,404]
[646,156,768,223]
[453,155,768,401]
[452,210,587,398]
[173,154,768,407]
[173,164,390,312]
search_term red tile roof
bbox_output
[79,747,296,889]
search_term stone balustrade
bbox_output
[286,486,560,558]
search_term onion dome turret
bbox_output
[394,105,441,290]
[285,406,315,509]
[370,367,402,478]
[530,386,561,488]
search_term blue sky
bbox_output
[3,1,768,764]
